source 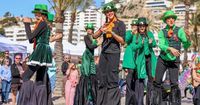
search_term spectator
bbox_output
[4,51,12,66]
[11,54,24,105]
[65,63,79,105]
[0,56,4,66]
[61,55,71,76]
[0,58,12,104]
[22,56,29,72]
[47,53,57,92]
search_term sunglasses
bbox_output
[15,58,21,59]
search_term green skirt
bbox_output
[81,49,96,76]
[27,43,52,67]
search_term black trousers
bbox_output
[125,70,137,105]
[145,55,154,105]
[135,78,145,105]
[155,57,179,85]
[153,57,181,105]
[96,53,120,105]
[23,65,47,82]
[20,65,53,105]
[193,85,200,105]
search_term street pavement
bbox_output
[0,93,194,105]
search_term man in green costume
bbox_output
[153,10,191,105]
[122,20,139,105]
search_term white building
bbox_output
[173,4,196,27]
[145,0,172,8]
[63,6,105,44]
[4,25,27,42]
[3,6,105,45]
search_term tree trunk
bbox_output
[194,22,198,52]
[54,10,64,97]
[68,9,76,44]
[169,0,175,10]
[183,0,190,66]
[54,10,65,70]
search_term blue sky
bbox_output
[0,0,102,17]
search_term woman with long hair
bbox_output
[17,4,53,105]
[136,17,157,105]
[92,2,126,105]
[0,58,11,104]
[65,63,79,105]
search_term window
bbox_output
[16,39,26,41]
[17,34,25,37]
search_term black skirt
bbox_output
[74,75,98,105]
[17,74,53,105]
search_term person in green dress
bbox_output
[122,20,139,105]
[74,23,100,105]
[17,4,53,105]
[152,10,191,105]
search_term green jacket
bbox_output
[122,30,135,69]
[135,31,157,78]
[144,31,157,77]
[158,25,191,61]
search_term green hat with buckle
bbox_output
[102,2,117,13]
[138,17,148,26]
[131,20,138,26]
[162,10,177,23]
[85,23,94,30]
[48,13,54,22]
[32,4,48,15]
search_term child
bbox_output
[65,63,79,105]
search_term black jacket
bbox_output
[11,63,22,84]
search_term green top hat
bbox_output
[102,2,117,13]
[131,20,138,26]
[48,13,54,22]
[162,10,177,23]
[85,23,94,30]
[32,4,48,15]
[138,17,148,25]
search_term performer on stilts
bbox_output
[122,20,139,105]
[137,17,157,105]
[74,23,100,105]
[92,2,126,105]
[18,4,53,105]
[153,10,191,105]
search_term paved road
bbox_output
[1,94,194,105]
[52,95,194,105]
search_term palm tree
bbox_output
[46,0,92,97]
[47,0,72,70]
[68,0,93,43]
[47,0,93,67]
[190,2,200,52]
